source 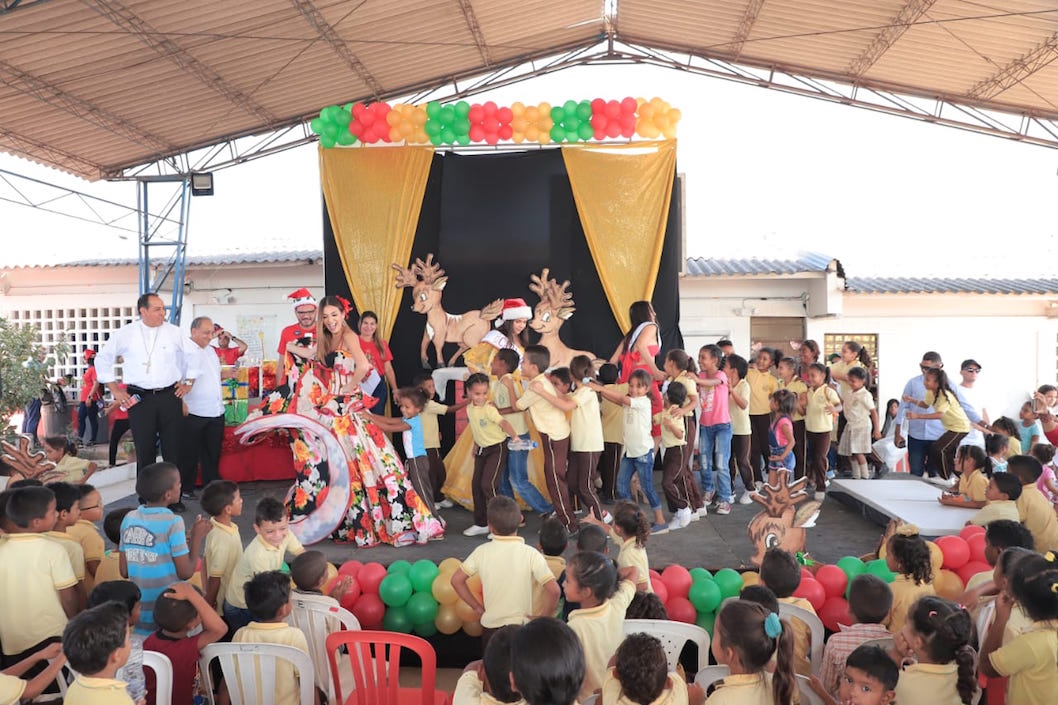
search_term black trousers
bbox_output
[178,413,225,488]
[127,385,182,474]
[108,418,132,466]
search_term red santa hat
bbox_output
[501,297,532,321]
[83,349,96,362]
[288,288,317,310]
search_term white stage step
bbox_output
[0,462,137,506]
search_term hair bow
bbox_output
[764,612,783,639]
[896,523,920,537]
[336,295,353,316]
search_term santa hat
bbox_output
[83,349,96,362]
[501,298,532,321]
[288,288,317,310]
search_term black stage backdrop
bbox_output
[323,149,684,401]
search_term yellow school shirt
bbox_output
[989,620,1058,705]
[805,385,841,433]
[232,622,310,705]
[730,378,752,436]
[570,386,604,453]
[843,386,875,427]
[67,519,105,590]
[533,554,566,618]
[0,534,77,655]
[673,372,699,412]
[1017,484,1058,551]
[65,676,135,705]
[569,580,637,700]
[421,400,448,449]
[601,383,630,444]
[617,536,652,593]
[924,390,970,433]
[780,377,808,422]
[95,550,125,583]
[602,668,689,705]
[778,595,816,677]
[225,533,305,609]
[516,374,570,440]
[45,530,86,582]
[656,406,686,449]
[886,575,935,637]
[492,375,529,436]
[704,672,774,705]
[969,500,1020,526]
[746,368,778,416]
[894,662,963,705]
[1007,436,1022,456]
[204,518,243,611]
[0,673,26,705]
[466,403,508,448]
[460,535,557,628]
[829,360,864,402]
[454,670,528,705]
[958,468,988,502]
[55,454,92,483]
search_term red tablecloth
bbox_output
[218,426,296,483]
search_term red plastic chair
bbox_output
[326,630,450,705]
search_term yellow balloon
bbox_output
[463,620,483,637]
[467,573,483,599]
[669,108,682,124]
[389,127,402,142]
[538,101,552,115]
[511,101,526,117]
[927,541,944,573]
[525,106,539,122]
[740,571,760,587]
[455,599,479,623]
[662,126,677,140]
[432,574,459,605]
[438,557,462,575]
[525,125,540,142]
[512,132,526,144]
[935,569,964,600]
[435,603,463,635]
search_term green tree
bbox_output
[0,317,68,441]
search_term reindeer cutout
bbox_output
[527,269,597,370]
[1,435,66,484]
[747,469,821,565]
[393,253,503,368]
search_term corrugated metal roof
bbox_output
[6,249,323,270]
[685,252,838,276]
[1,1,1058,179]
[846,277,1058,295]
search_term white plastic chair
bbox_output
[777,602,825,676]
[289,593,361,703]
[693,665,730,690]
[796,674,825,705]
[199,642,316,705]
[859,637,895,653]
[143,650,174,705]
[622,618,712,675]
[581,695,599,705]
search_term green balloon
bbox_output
[413,619,437,637]
[406,591,439,624]
[321,122,339,140]
[695,610,716,637]
[454,101,471,118]
[425,121,442,137]
[563,127,578,142]
[836,556,866,580]
[440,105,456,125]
[279,562,290,575]
[309,118,326,135]
[550,125,565,142]
[865,559,896,583]
[320,105,339,123]
[409,560,440,593]
[425,101,442,119]
[382,605,413,633]
[576,101,593,121]
[388,560,412,575]
[713,568,743,599]
[565,115,581,131]
[334,109,351,127]
[379,574,413,607]
[577,123,594,141]
[550,106,564,123]
[429,132,444,146]
[562,99,578,116]
[319,134,336,149]
[453,120,470,137]
[688,579,722,614]
[335,130,356,146]
[440,127,457,144]
[455,133,471,146]
[689,568,713,583]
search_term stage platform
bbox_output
[827,477,977,536]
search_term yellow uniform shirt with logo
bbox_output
[924,390,970,433]
[746,368,778,416]
[45,531,86,582]
[492,375,529,436]
[454,670,528,705]
[204,519,243,611]
[1017,484,1058,551]
[958,468,988,502]
[569,580,637,700]
[67,519,105,590]
[54,454,92,483]
[655,406,686,449]
[989,620,1058,705]
[673,372,699,418]
[843,387,875,427]
[894,662,964,705]
[704,672,775,705]
[466,403,508,448]
[570,385,604,453]
[533,554,566,619]
[829,360,864,403]
[516,374,571,440]
[778,595,816,677]
[602,668,689,705]
[779,377,808,422]
[459,535,557,628]
[65,676,135,705]
[616,536,652,593]
[730,378,752,436]
[969,500,1020,526]
[225,533,305,609]
[601,383,630,444]
[421,400,448,449]
[886,574,935,637]
[232,622,310,705]
[805,385,841,433]
[0,673,26,705]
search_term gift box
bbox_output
[223,377,249,401]
[247,365,260,398]
[262,360,278,392]
[224,399,248,426]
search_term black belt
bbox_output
[127,384,177,394]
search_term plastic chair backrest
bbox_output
[859,637,895,653]
[622,619,712,674]
[290,594,361,702]
[143,650,174,705]
[796,674,825,705]
[326,629,438,705]
[581,694,599,705]
[199,642,316,705]
[778,602,825,676]
[693,665,731,690]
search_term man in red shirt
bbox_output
[277,288,318,384]
[77,349,101,445]
[212,324,247,365]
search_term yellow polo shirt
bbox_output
[780,377,808,422]
[778,595,816,677]
[459,535,556,628]
[204,518,243,611]
[958,468,988,502]
[225,533,305,609]
[454,671,528,705]
[45,531,85,582]
[746,368,778,416]
[730,378,752,435]
[617,537,652,593]
[466,403,508,448]
[989,620,1058,705]
[894,662,963,705]
[570,386,604,453]
[232,622,310,705]
[569,580,637,699]
[0,673,26,705]
[805,385,841,433]
[924,390,970,433]
[1017,484,1058,551]
[67,519,105,590]
[65,676,135,705]
[673,372,699,412]
[601,383,630,444]
[969,500,1020,526]
[829,360,864,402]
[703,672,774,705]
[492,376,529,435]
[421,400,448,449]
[886,574,936,637]
[603,668,688,705]
[516,374,570,440]
[656,406,686,449]
[533,554,566,619]
[843,386,874,427]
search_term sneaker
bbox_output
[650,523,669,535]
[677,507,693,528]
[826,469,836,480]
[715,501,732,515]
[814,491,826,502]
[668,516,684,531]
[754,481,763,492]
[436,499,455,509]
[462,524,490,537]
[702,490,716,504]
[694,506,708,518]
[738,491,754,505]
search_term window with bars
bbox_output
[824,333,880,391]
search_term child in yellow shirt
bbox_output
[967,474,1021,526]
[939,446,989,508]
[462,373,520,537]
[708,600,797,705]
[884,525,936,637]
[67,484,106,590]
[1009,455,1058,550]
[62,602,135,705]
[759,547,816,677]
[890,596,977,705]
[904,368,971,480]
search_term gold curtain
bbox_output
[319,146,434,340]
[561,141,677,332]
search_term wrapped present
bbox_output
[220,364,237,381]
[247,365,260,398]
[262,360,278,391]
[236,367,249,383]
[224,399,248,426]
[223,378,249,400]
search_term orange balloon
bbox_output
[662,126,677,140]
[431,574,459,605]
[435,603,462,635]
[467,574,483,599]
[935,569,964,600]
[411,107,428,127]
[525,125,540,142]
[524,106,539,122]
[669,108,682,124]
[538,101,552,115]
[511,131,526,144]
[511,101,526,117]
[740,571,760,587]
[412,129,429,144]
[389,127,402,142]
[463,620,483,637]
[438,557,462,575]
[386,109,402,127]
[455,599,479,623]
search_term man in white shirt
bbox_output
[95,293,191,474]
[957,359,988,449]
[177,316,225,512]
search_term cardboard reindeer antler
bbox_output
[747,469,821,566]
[1,435,66,484]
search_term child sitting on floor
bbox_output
[819,574,893,697]
[967,473,1021,526]
[759,547,816,677]
[890,596,977,705]
[884,524,936,637]
[62,602,134,705]
[454,625,526,705]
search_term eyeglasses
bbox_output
[964,368,981,374]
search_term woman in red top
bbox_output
[610,301,666,384]
[357,310,398,414]
[77,349,101,445]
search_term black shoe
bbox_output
[181,490,197,500]
[168,502,186,513]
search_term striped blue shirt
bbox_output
[119,506,188,634]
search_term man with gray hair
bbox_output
[176,316,225,511]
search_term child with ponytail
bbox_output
[696,344,733,515]
[706,600,796,705]
[585,500,653,594]
[892,596,978,705]
[884,524,936,636]
[905,367,971,480]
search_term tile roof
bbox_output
[845,278,1058,295]
[7,250,323,269]
[685,252,839,277]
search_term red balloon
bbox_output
[814,565,849,599]
[497,125,513,140]
[360,111,376,126]
[468,105,484,123]
[349,120,365,138]
[956,560,992,586]
[800,567,814,584]
[371,101,390,115]
[338,578,362,611]
[666,596,697,624]
[621,96,638,114]
[483,101,497,117]
[338,560,363,578]
[966,533,987,564]
[605,121,622,139]
[497,107,513,124]
[651,576,669,604]
[352,103,368,118]
[959,525,986,541]
[593,128,606,141]
[936,536,971,570]
[590,98,606,113]
[351,593,385,630]
[469,124,486,142]
[661,565,693,600]
[590,114,607,130]
[604,100,622,119]
[818,596,851,632]
[484,132,499,145]
[358,562,387,594]
[793,577,827,612]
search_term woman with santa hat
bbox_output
[463,297,532,373]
